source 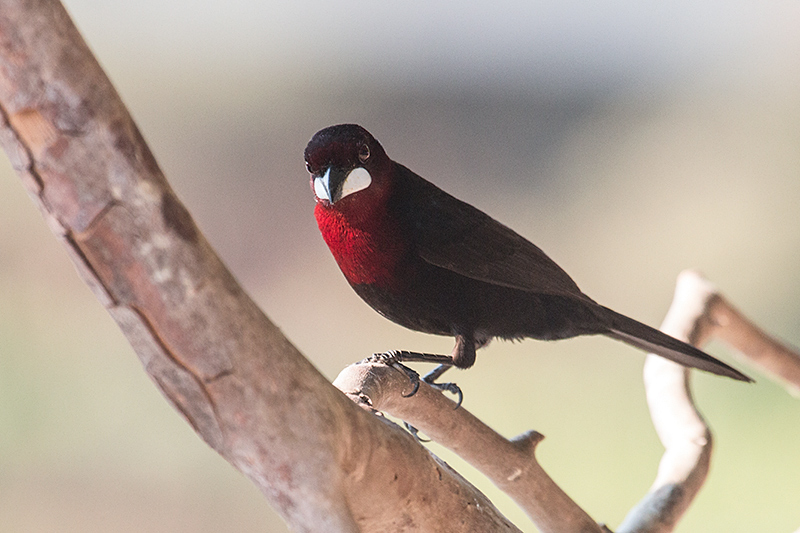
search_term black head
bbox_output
[304,124,389,205]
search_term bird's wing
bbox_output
[394,164,592,300]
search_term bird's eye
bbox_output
[358,144,370,163]
[305,161,313,173]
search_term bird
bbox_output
[304,123,751,387]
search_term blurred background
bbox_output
[1,1,799,531]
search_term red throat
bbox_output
[314,201,404,289]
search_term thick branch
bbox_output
[0,1,517,531]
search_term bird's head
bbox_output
[304,124,391,209]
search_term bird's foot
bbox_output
[402,377,461,441]
[403,421,431,443]
[364,353,463,440]
[365,351,463,404]
[364,351,421,397]
[426,380,463,408]
[422,364,462,408]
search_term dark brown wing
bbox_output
[392,163,593,302]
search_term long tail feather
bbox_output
[601,306,752,382]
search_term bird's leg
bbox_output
[365,349,464,440]
[423,363,451,382]
[417,334,475,408]
[451,334,477,368]
[365,350,453,398]
[365,350,463,404]
[367,350,455,366]
[366,334,480,407]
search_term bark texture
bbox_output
[0,1,517,531]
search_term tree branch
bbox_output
[334,363,608,533]
[0,1,518,531]
[691,274,800,395]
[2,2,796,532]
[337,269,799,533]
[617,271,715,533]
[620,270,798,532]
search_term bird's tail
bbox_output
[600,306,752,382]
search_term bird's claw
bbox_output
[403,381,460,441]
[398,365,421,397]
[366,351,421,397]
[364,351,463,440]
[427,381,463,409]
[403,421,431,442]
[365,351,462,407]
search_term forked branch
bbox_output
[619,270,800,532]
